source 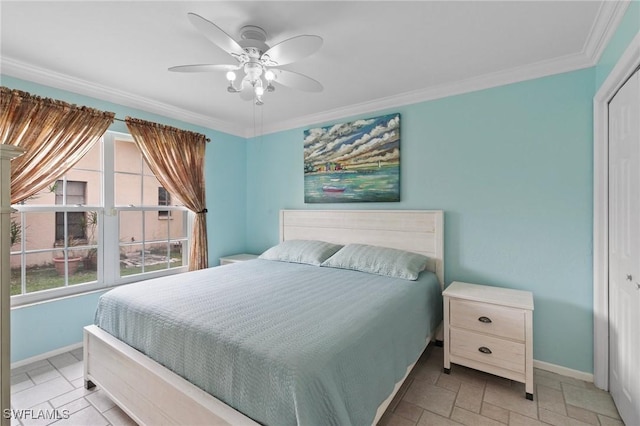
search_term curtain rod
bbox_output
[113,117,211,142]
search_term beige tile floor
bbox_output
[10,344,624,425]
[380,345,624,426]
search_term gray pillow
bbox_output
[321,244,428,280]
[259,240,343,266]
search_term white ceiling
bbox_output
[0,1,628,137]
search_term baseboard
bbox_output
[533,359,593,383]
[11,342,83,370]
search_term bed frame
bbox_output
[84,209,444,425]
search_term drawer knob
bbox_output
[478,316,492,323]
[478,346,492,354]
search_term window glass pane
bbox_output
[9,213,22,250]
[144,210,187,241]
[81,171,102,205]
[10,255,22,296]
[22,211,57,252]
[49,252,85,288]
[73,139,101,171]
[158,188,170,206]
[158,188,170,218]
[168,210,187,239]
[26,252,60,294]
[115,139,141,173]
[56,173,101,206]
[84,211,99,245]
[69,248,97,285]
[55,212,87,242]
[146,242,170,272]
[54,180,86,206]
[20,184,57,206]
[143,175,161,205]
[80,211,99,281]
[119,210,143,245]
[120,243,144,276]
[170,242,185,268]
[145,210,166,241]
[115,173,142,205]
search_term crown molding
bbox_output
[254,1,630,137]
[583,0,631,64]
[253,51,594,137]
[3,0,629,140]
[0,57,246,137]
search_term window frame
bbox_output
[10,131,192,307]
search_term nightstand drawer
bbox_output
[450,299,525,341]
[450,327,525,374]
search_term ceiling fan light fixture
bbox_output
[226,71,241,92]
[170,13,323,106]
[264,69,275,82]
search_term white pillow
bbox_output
[321,244,428,280]
[259,240,343,266]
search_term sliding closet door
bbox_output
[608,69,640,426]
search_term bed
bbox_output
[84,209,444,425]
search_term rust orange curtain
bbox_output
[0,87,115,204]
[125,117,209,270]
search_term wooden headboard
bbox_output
[280,210,444,288]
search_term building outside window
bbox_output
[9,131,190,306]
[55,180,87,242]
[158,187,171,219]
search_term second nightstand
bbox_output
[443,281,534,400]
[219,253,259,265]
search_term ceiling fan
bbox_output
[169,13,323,105]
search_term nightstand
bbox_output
[443,281,534,400]
[219,253,259,265]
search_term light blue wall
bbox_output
[247,69,596,373]
[3,75,247,362]
[7,2,640,369]
[11,291,107,362]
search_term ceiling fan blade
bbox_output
[261,35,322,66]
[271,69,323,92]
[187,12,245,58]
[168,64,239,73]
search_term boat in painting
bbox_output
[322,185,346,193]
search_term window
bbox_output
[114,136,187,278]
[158,187,170,219]
[10,131,191,305]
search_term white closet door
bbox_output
[608,69,640,426]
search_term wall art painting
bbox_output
[303,113,400,203]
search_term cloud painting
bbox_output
[304,113,400,203]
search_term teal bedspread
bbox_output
[95,259,442,426]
